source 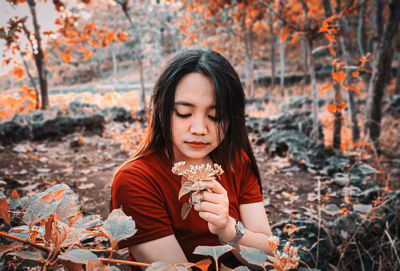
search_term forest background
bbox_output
[0,0,399,270]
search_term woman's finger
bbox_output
[201,190,228,204]
[194,201,226,215]
[203,179,226,195]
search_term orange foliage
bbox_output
[0,198,10,225]
[343,84,361,94]
[332,71,346,84]
[11,190,19,199]
[13,67,24,79]
[40,189,65,204]
[326,103,348,113]
[320,82,334,96]
[83,50,91,60]
[280,25,291,42]
[60,52,72,63]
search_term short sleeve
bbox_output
[238,154,263,204]
[112,167,174,248]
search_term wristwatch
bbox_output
[218,218,245,246]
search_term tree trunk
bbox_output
[111,43,118,78]
[332,81,342,149]
[370,0,384,69]
[307,38,320,143]
[365,0,400,145]
[279,28,285,97]
[322,0,332,17]
[341,37,360,143]
[268,13,276,88]
[341,2,360,143]
[119,2,147,114]
[357,0,366,57]
[302,39,308,86]
[20,52,40,109]
[395,53,400,95]
[137,51,147,113]
[242,12,254,97]
[97,48,104,79]
[27,0,48,109]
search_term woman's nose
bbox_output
[190,117,207,135]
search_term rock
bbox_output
[67,101,101,115]
[39,157,48,163]
[0,122,30,146]
[36,168,51,173]
[78,183,95,189]
[101,106,133,122]
[31,114,104,140]
[12,144,31,153]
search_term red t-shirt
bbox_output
[112,149,263,268]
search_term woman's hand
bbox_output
[193,180,236,240]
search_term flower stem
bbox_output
[0,231,49,253]
[99,258,150,267]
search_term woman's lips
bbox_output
[186,141,208,148]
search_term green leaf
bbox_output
[73,214,102,229]
[8,225,29,239]
[8,196,29,211]
[103,208,136,248]
[9,251,45,262]
[333,173,349,186]
[64,225,88,246]
[108,267,122,271]
[22,184,79,228]
[239,245,266,267]
[181,202,193,220]
[234,266,250,271]
[58,248,98,264]
[179,181,196,200]
[357,163,378,175]
[353,204,372,214]
[322,203,341,216]
[193,245,232,261]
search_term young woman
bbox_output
[111,49,272,269]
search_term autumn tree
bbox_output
[0,17,41,109]
[262,0,327,143]
[114,0,175,114]
[175,0,268,97]
[364,0,400,146]
[0,0,100,110]
[46,3,130,84]
[1,0,52,109]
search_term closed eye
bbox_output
[175,111,191,118]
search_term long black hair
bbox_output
[116,49,261,187]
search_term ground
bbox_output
[0,120,344,231]
[0,119,334,268]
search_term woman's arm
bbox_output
[238,202,272,252]
[129,234,188,269]
[193,180,273,267]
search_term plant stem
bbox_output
[99,258,150,267]
[0,231,49,253]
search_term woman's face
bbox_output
[171,72,225,165]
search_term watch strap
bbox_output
[218,218,245,247]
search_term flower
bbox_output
[172,161,224,219]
